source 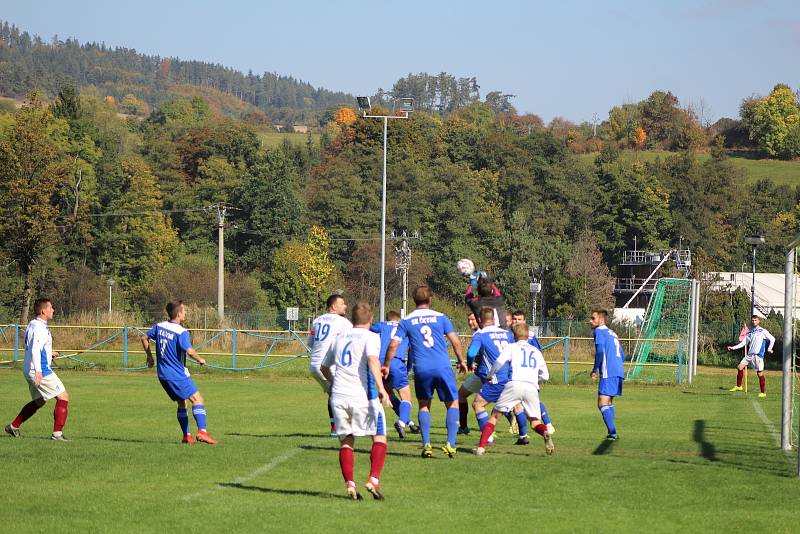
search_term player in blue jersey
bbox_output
[589,307,625,440]
[726,315,774,397]
[141,300,218,445]
[370,311,419,438]
[511,310,555,435]
[466,307,527,446]
[384,286,468,458]
[456,312,481,435]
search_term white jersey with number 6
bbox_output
[323,327,382,401]
[309,313,352,367]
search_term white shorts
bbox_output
[330,396,386,437]
[461,374,483,394]
[494,381,541,420]
[739,354,765,372]
[26,372,66,401]
[309,362,334,393]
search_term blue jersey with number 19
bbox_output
[592,325,625,378]
[394,308,455,373]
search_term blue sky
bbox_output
[4,0,799,123]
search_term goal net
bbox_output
[626,278,694,383]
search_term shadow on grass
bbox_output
[667,456,793,478]
[226,432,325,439]
[218,482,349,500]
[85,435,167,444]
[681,390,735,396]
[592,439,616,455]
[693,419,717,461]
[299,444,434,459]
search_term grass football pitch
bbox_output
[2,365,799,533]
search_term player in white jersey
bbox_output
[309,294,352,435]
[472,323,554,456]
[321,302,392,500]
[727,315,775,397]
[5,298,71,441]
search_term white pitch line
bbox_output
[750,397,783,450]
[182,438,328,502]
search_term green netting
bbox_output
[627,278,692,383]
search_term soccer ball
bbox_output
[456,258,475,277]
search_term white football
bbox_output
[456,258,475,276]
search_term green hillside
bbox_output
[577,150,800,186]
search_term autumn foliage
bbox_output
[333,106,357,126]
[634,126,647,148]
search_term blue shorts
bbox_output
[598,376,623,397]
[414,368,458,402]
[159,377,199,401]
[385,359,409,391]
[477,381,506,403]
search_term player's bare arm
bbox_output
[368,355,392,408]
[382,339,400,378]
[187,347,206,366]
[445,331,468,374]
[320,364,334,385]
[140,335,155,367]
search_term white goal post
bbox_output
[782,234,799,477]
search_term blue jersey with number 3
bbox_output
[394,308,454,373]
[593,325,625,378]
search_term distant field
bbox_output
[576,150,800,186]
[1,368,799,532]
[259,131,321,148]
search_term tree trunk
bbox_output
[20,270,33,324]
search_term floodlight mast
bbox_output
[356,96,413,320]
[745,235,765,318]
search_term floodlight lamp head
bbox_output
[745,235,765,246]
[356,96,371,113]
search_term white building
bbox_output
[707,272,800,316]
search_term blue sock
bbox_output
[515,411,528,437]
[390,394,401,417]
[177,408,189,435]
[540,402,551,425]
[399,401,412,425]
[600,404,616,435]
[192,404,207,432]
[475,410,489,431]
[446,407,459,447]
[418,410,431,445]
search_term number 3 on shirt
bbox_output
[420,325,435,348]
